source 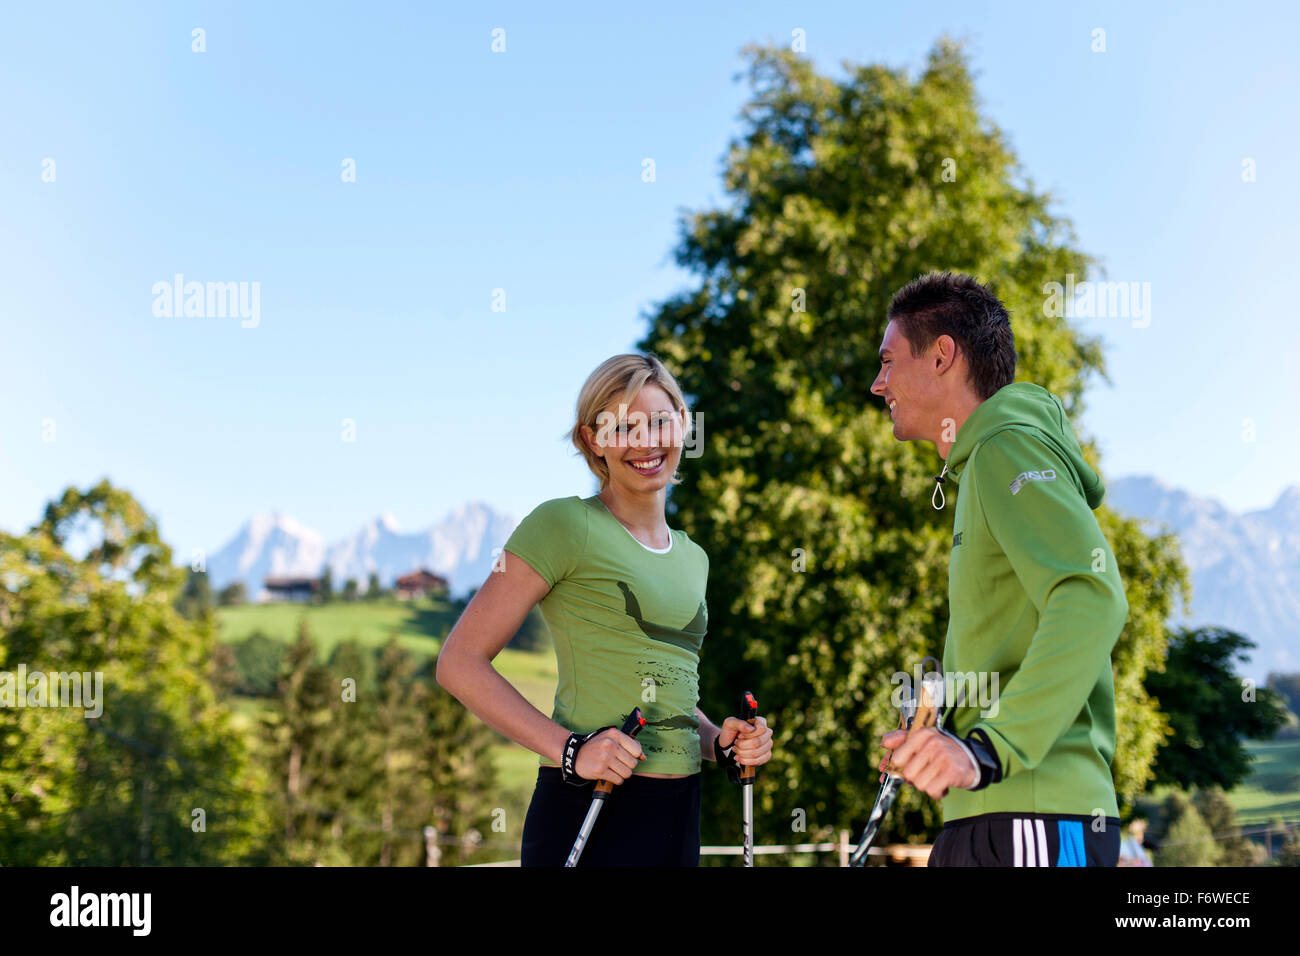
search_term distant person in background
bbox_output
[437,352,772,866]
[1118,816,1153,866]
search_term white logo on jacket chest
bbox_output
[1009,469,1057,495]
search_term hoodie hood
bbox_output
[945,383,1105,509]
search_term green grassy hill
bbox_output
[1138,739,1300,826]
[1227,739,1300,826]
[216,598,558,826]
[218,597,455,659]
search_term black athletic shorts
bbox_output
[929,812,1121,867]
[520,767,701,867]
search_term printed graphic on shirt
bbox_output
[1008,468,1057,495]
[618,580,706,764]
[633,653,702,765]
[617,581,707,654]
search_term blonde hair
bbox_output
[570,353,691,490]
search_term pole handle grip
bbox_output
[593,707,646,794]
[739,691,758,782]
[884,678,940,774]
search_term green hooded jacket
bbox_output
[939,382,1128,822]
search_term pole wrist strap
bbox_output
[561,726,614,786]
[714,734,743,784]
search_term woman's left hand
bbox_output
[718,715,773,767]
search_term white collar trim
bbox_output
[595,498,673,553]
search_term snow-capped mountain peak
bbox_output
[207,503,516,600]
[206,512,327,599]
[1108,477,1300,681]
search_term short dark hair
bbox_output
[887,272,1016,400]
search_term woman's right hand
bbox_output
[575,727,645,784]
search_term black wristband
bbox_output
[714,733,742,784]
[561,726,614,786]
[964,729,1003,791]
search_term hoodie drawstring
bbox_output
[932,464,949,511]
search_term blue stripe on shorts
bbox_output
[1057,819,1086,867]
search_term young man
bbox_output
[870,272,1128,867]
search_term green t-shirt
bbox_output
[503,495,709,775]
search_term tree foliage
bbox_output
[637,40,1189,849]
[175,568,214,621]
[260,624,499,865]
[233,630,287,697]
[1156,791,1223,867]
[507,606,550,653]
[1145,626,1288,790]
[218,581,247,607]
[1276,823,1300,867]
[1193,786,1257,867]
[0,480,273,864]
[1267,673,1300,714]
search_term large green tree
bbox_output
[0,480,273,864]
[1145,626,1288,790]
[637,40,1189,853]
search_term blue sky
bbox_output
[2,1,1297,557]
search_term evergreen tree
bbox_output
[261,617,337,863]
[1193,786,1255,867]
[421,658,499,865]
[311,640,384,866]
[1156,791,1223,867]
[234,631,287,697]
[260,631,496,865]
[329,640,376,698]
[507,607,550,653]
[175,567,214,620]
[209,641,241,699]
[369,639,434,866]
[1275,823,1300,867]
[218,581,247,606]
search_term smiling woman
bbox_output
[572,355,691,497]
[435,352,774,866]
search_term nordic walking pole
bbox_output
[849,675,941,867]
[564,708,646,867]
[740,690,758,867]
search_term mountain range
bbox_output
[205,502,516,601]
[204,479,1298,681]
[1107,477,1299,682]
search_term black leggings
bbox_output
[520,767,701,867]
